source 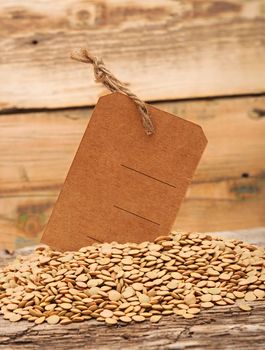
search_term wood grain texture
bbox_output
[0,0,265,110]
[0,95,264,250]
[0,302,264,350]
[0,228,264,350]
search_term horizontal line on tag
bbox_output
[121,164,176,188]
[114,205,160,226]
[87,234,103,243]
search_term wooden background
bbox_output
[0,0,265,250]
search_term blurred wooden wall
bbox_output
[0,0,265,250]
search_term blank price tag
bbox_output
[41,92,207,251]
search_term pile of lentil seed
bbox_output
[0,232,264,326]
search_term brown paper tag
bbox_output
[41,92,207,251]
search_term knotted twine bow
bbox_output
[71,48,154,135]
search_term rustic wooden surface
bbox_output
[0,228,264,350]
[1,95,264,250]
[0,0,265,110]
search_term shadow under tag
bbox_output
[41,92,207,251]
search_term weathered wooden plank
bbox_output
[0,96,264,250]
[1,175,264,251]
[1,95,265,188]
[0,0,264,110]
[217,227,265,247]
[0,302,264,350]
[0,228,264,350]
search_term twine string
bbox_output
[71,48,154,135]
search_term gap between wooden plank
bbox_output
[1,92,265,116]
